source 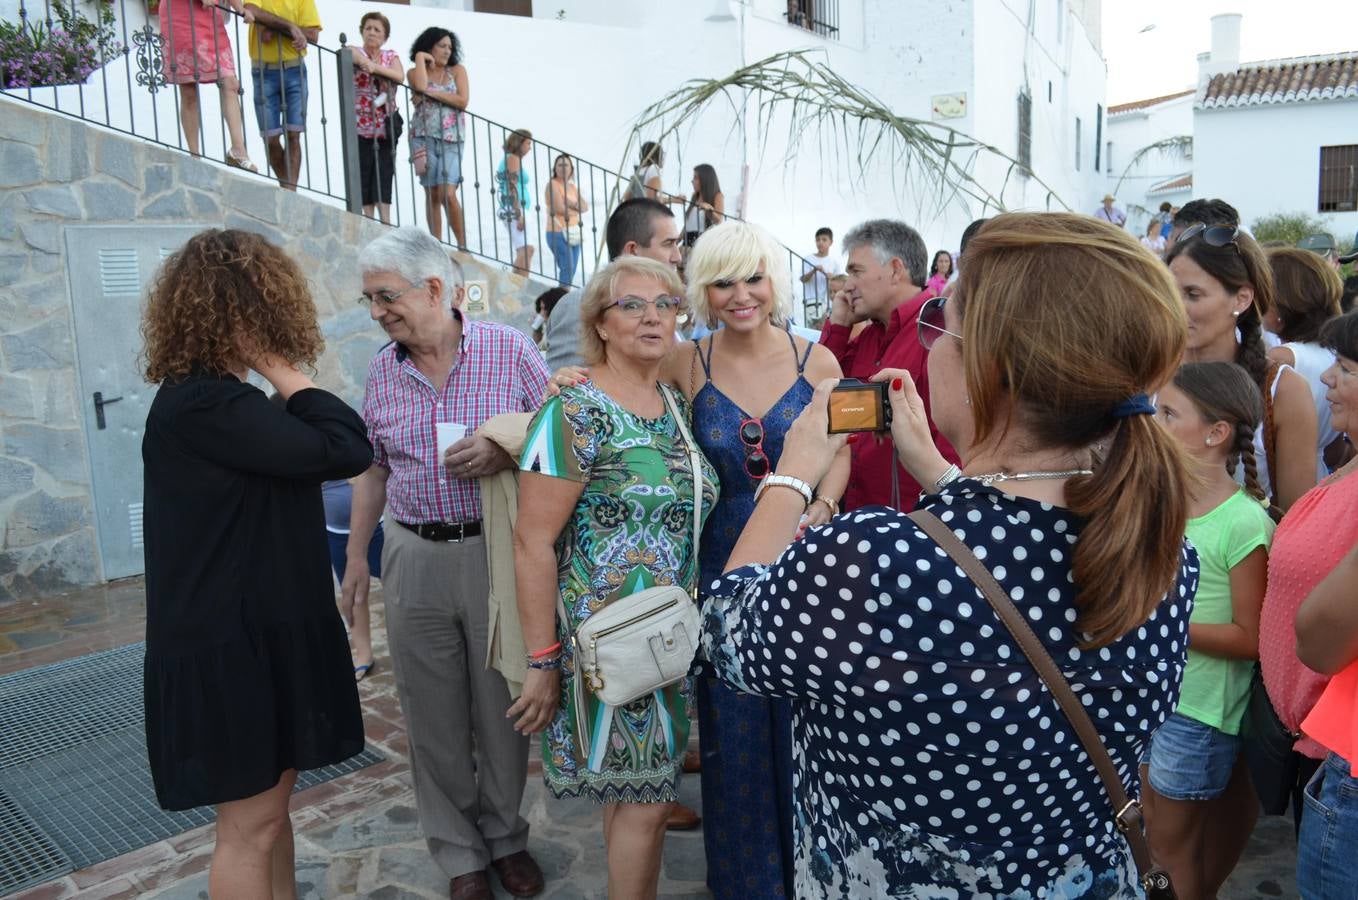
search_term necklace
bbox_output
[970,468,1092,487]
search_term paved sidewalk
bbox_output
[1,580,1299,899]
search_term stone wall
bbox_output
[0,97,549,603]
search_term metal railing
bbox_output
[785,0,839,39]
[2,0,828,320]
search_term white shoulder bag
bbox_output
[563,385,704,709]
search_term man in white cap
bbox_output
[1094,194,1126,228]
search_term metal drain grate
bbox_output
[0,643,144,768]
[0,787,72,894]
[0,730,385,870]
[0,643,385,889]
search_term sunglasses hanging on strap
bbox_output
[907,508,1178,900]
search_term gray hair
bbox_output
[358,227,463,307]
[842,219,927,288]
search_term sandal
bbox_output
[225,150,259,174]
[354,661,375,682]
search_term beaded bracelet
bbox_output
[527,641,562,660]
[526,656,562,671]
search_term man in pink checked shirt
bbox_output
[343,228,550,900]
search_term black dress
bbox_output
[141,371,373,810]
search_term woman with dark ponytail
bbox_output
[1164,226,1318,510]
[696,212,1199,897]
[1143,361,1276,900]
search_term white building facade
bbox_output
[1105,13,1358,246]
[3,0,1111,296]
[1104,90,1193,237]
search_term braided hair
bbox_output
[1171,361,1280,521]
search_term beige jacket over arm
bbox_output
[477,412,535,699]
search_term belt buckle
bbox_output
[447,522,465,543]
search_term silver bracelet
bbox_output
[754,474,814,510]
[933,463,963,493]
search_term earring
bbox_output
[599,331,608,340]
[1206,437,1215,446]
[1232,310,1240,318]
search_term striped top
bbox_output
[361,316,550,523]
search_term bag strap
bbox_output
[907,507,1168,893]
[1261,360,1281,503]
[661,384,703,599]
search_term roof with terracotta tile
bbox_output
[1199,51,1358,109]
[1107,90,1196,116]
[1148,174,1193,195]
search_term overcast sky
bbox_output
[1102,1,1358,105]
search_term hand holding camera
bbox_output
[870,369,954,490]
[772,378,849,490]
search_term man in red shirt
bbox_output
[820,219,960,511]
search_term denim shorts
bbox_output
[414,136,463,188]
[1146,712,1241,800]
[252,63,308,136]
[1298,752,1358,900]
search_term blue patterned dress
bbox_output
[692,332,814,898]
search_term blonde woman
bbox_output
[543,222,850,896]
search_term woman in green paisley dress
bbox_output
[512,255,718,897]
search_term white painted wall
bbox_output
[1195,98,1358,243]
[3,0,1109,312]
[1104,93,1193,233]
[969,0,1108,215]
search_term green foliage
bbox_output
[0,0,122,89]
[1250,211,1332,246]
[621,49,1068,217]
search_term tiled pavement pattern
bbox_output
[1,580,1298,899]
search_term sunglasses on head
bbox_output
[739,417,769,480]
[1176,223,1240,253]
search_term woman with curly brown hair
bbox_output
[140,228,373,897]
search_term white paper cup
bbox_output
[435,423,468,466]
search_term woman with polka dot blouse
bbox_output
[699,213,1201,898]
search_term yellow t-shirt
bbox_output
[248,0,322,65]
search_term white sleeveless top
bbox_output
[1245,364,1288,500]
[1282,341,1339,478]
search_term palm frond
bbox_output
[614,49,1069,217]
[1112,135,1193,196]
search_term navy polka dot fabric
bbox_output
[700,480,1199,898]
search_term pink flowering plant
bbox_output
[1,0,123,89]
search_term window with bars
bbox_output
[1017,91,1032,172]
[785,0,840,39]
[1094,104,1103,172]
[1319,145,1358,212]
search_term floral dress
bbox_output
[520,381,718,803]
[353,48,398,139]
[700,480,1199,898]
[410,66,463,142]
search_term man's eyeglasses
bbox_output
[917,296,962,351]
[358,280,424,307]
[608,295,688,319]
[1176,223,1240,253]
[739,417,769,480]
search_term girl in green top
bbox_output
[1147,361,1277,900]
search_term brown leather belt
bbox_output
[396,520,482,542]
